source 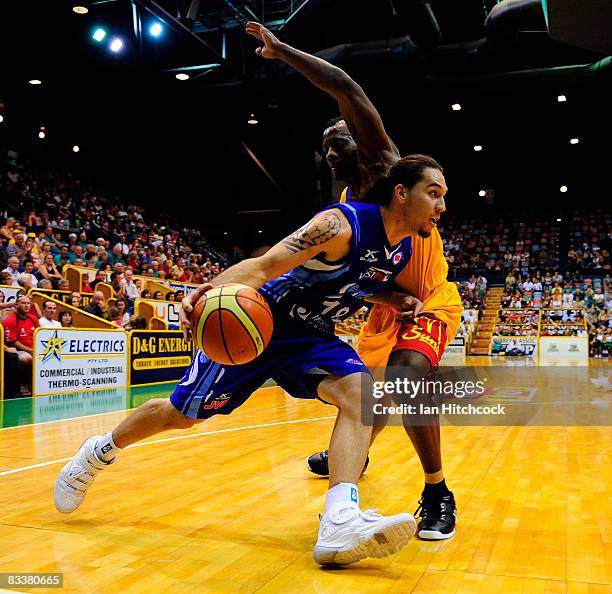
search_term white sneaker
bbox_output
[313,505,416,565]
[54,435,114,513]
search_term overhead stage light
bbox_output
[92,28,107,42]
[149,23,163,37]
[109,38,124,52]
[175,73,189,80]
[560,185,568,193]
[248,114,258,125]
[570,138,580,144]
[73,6,88,14]
[0,115,4,123]
[38,131,46,139]
[451,103,462,111]
[478,190,486,197]
[473,145,482,152]
[29,79,42,85]
[557,94,567,102]
[73,145,80,153]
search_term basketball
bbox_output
[191,284,273,365]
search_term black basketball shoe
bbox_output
[414,491,456,540]
[306,450,370,477]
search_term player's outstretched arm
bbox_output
[245,22,397,167]
[180,209,352,337]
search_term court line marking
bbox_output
[0,415,336,477]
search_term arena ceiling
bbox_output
[0,1,610,250]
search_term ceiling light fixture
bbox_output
[73,145,80,153]
[29,79,42,85]
[247,114,258,125]
[175,73,189,80]
[451,103,462,111]
[560,185,568,193]
[92,28,107,42]
[473,145,483,152]
[478,190,486,197]
[109,38,124,52]
[557,94,567,102]
[73,6,88,14]
[569,138,579,144]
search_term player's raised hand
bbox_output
[180,283,213,341]
[245,21,283,59]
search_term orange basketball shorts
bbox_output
[392,313,448,367]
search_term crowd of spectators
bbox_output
[567,210,611,273]
[0,150,228,295]
[455,275,487,310]
[441,215,561,279]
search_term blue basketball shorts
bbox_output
[170,332,368,419]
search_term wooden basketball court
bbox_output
[0,358,610,593]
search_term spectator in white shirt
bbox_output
[38,300,62,328]
[2,256,21,286]
[121,268,140,302]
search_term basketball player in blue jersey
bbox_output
[246,22,459,540]
[54,155,447,566]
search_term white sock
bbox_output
[95,432,121,463]
[325,483,359,513]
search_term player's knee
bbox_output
[388,349,431,371]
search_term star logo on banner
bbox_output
[40,330,66,364]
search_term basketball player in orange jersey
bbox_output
[247,22,462,540]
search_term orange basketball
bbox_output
[191,284,273,365]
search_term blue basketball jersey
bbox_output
[259,202,412,334]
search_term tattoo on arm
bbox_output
[282,211,342,254]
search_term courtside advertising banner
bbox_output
[129,330,192,385]
[490,336,537,357]
[167,281,199,295]
[539,336,589,364]
[33,328,128,395]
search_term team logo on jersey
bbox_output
[360,249,379,263]
[359,267,393,282]
[392,252,403,265]
[384,245,402,261]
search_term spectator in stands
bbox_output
[90,269,107,291]
[39,300,61,328]
[125,315,147,330]
[121,268,140,303]
[6,232,27,263]
[106,306,122,326]
[141,289,152,299]
[58,279,70,291]
[70,292,82,308]
[83,291,105,318]
[2,294,39,393]
[38,253,62,287]
[115,298,130,327]
[0,217,17,241]
[2,256,21,286]
[59,310,73,327]
[165,291,175,302]
[153,291,164,300]
[81,274,93,293]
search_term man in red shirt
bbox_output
[3,294,39,368]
